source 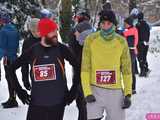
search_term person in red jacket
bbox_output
[123,17,138,94]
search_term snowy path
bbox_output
[0,52,160,120]
[126,53,160,120]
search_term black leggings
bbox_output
[27,104,65,120]
[0,61,1,81]
[130,50,136,91]
[4,59,16,99]
[76,85,87,120]
[137,44,149,72]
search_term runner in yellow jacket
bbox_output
[81,10,132,120]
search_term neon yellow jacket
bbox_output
[81,31,132,97]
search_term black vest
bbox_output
[29,43,68,106]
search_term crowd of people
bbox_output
[0,2,150,120]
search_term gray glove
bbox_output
[85,95,96,103]
[122,94,131,109]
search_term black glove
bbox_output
[17,89,31,105]
[23,81,31,91]
[65,85,77,105]
[122,94,131,109]
[85,95,96,103]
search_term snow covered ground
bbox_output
[0,27,160,120]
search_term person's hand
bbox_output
[3,56,8,66]
[17,89,31,105]
[85,95,96,103]
[122,94,131,109]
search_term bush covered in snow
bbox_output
[149,26,160,54]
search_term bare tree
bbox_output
[41,0,46,6]
[129,0,137,13]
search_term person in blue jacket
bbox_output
[0,11,20,108]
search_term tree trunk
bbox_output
[59,0,72,43]
[41,0,46,6]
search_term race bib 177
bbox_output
[96,70,116,84]
[33,64,56,82]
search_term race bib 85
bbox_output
[33,64,56,82]
[96,70,116,84]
